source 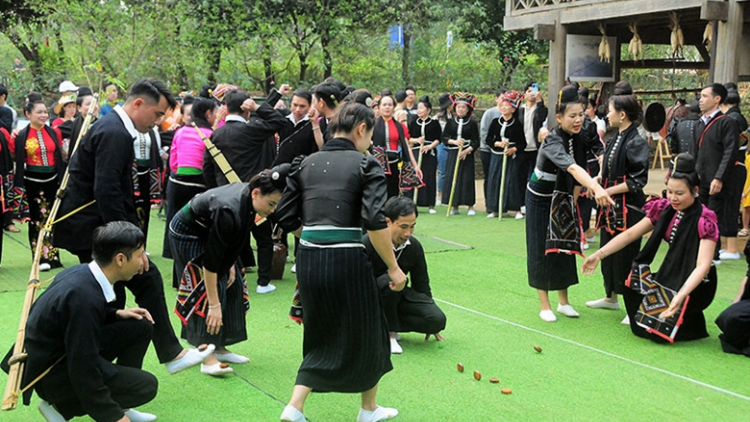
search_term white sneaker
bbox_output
[280,405,306,422]
[39,400,66,422]
[486,212,498,218]
[450,209,460,215]
[719,251,741,260]
[39,263,51,272]
[515,212,524,220]
[582,243,590,250]
[467,209,476,216]
[719,249,727,254]
[165,344,215,374]
[713,259,722,266]
[557,304,579,318]
[357,406,399,422]
[585,236,596,243]
[585,298,620,310]
[521,206,526,214]
[539,310,557,322]
[256,284,277,294]
[390,337,402,354]
[290,264,296,274]
[124,409,157,422]
[621,315,631,325]
[428,208,437,214]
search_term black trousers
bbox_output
[380,286,447,334]
[75,251,183,364]
[41,318,158,420]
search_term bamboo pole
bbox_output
[3,94,99,411]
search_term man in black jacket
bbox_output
[364,196,447,354]
[53,78,214,375]
[690,83,741,261]
[204,87,288,294]
[2,222,158,422]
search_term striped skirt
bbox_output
[525,179,579,291]
[295,243,392,393]
[169,215,247,347]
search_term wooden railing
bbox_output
[510,0,590,14]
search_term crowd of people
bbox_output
[0,75,748,422]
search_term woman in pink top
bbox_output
[165,97,217,287]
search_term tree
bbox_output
[457,0,546,88]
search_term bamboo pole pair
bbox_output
[3,94,100,411]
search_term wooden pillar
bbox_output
[547,13,567,129]
[714,0,744,83]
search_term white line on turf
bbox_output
[434,298,750,402]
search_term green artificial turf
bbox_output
[1,207,749,421]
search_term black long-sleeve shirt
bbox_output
[11,265,122,421]
[203,89,287,187]
[363,235,432,297]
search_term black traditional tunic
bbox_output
[526,127,601,291]
[276,138,392,393]
[597,124,649,296]
[627,199,719,342]
[485,114,526,213]
[441,116,479,207]
[169,183,253,348]
[405,117,441,207]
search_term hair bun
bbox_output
[269,163,291,190]
[613,81,633,96]
[559,85,579,104]
[673,153,696,174]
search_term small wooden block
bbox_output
[534,345,542,353]
[501,388,512,395]
[219,363,230,369]
[457,363,465,373]
[473,370,481,381]
[489,378,500,384]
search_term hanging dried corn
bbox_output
[703,21,713,51]
[669,12,684,58]
[598,24,611,63]
[628,22,643,62]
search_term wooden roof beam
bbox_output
[504,0,704,31]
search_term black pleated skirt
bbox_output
[441,149,475,207]
[169,216,247,348]
[295,244,392,393]
[600,229,642,296]
[486,152,523,213]
[525,179,579,291]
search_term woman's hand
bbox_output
[459,147,472,160]
[594,186,615,207]
[206,306,223,335]
[415,166,423,180]
[388,267,407,292]
[581,254,601,275]
[659,294,685,319]
[505,147,517,156]
[448,139,461,147]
